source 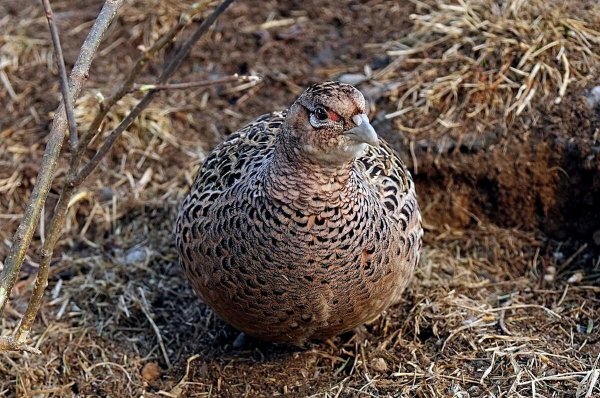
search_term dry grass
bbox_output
[373,0,600,140]
[0,4,51,131]
[0,0,599,397]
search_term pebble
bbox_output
[141,362,160,383]
[371,357,388,373]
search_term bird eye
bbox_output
[314,107,328,121]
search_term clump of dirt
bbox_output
[364,0,600,244]
[387,91,600,245]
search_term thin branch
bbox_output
[132,74,260,92]
[74,0,213,168]
[10,0,237,346]
[42,0,79,152]
[158,0,235,83]
[74,0,235,185]
[15,185,74,343]
[73,93,157,185]
[0,0,124,327]
[138,287,171,368]
[0,336,41,355]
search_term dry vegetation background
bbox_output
[1,0,600,397]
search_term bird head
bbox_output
[283,81,379,165]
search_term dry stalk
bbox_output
[41,0,79,152]
[74,0,236,185]
[1,0,237,352]
[378,0,600,140]
[132,74,261,92]
[74,0,214,168]
[0,335,41,355]
[0,0,124,323]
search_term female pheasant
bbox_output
[176,81,422,344]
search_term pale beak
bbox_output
[345,114,379,147]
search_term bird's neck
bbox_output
[264,135,357,207]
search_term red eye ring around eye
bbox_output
[327,110,340,122]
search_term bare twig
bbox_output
[15,187,74,342]
[12,1,85,342]
[157,0,236,84]
[0,336,41,355]
[138,287,171,368]
[12,0,127,343]
[132,74,261,92]
[0,0,124,319]
[73,92,157,185]
[498,299,513,336]
[42,0,79,152]
[74,0,235,185]
[75,0,213,167]
[7,0,237,347]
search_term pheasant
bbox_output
[176,81,422,345]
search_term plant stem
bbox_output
[74,0,235,184]
[8,0,236,347]
[74,0,213,169]
[42,0,79,152]
[0,336,41,354]
[0,0,124,329]
[15,184,75,342]
[132,74,260,92]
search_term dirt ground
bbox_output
[1,0,599,397]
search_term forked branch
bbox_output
[75,0,236,184]
[0,0,124,321]
[1,0,239,353]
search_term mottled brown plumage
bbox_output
[176,81,422,344]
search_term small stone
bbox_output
[371,357,388,373]
[141,362,160,383]
[121,247,150,265]
[544,266,556,282]
[585,85,600,109]
[371,55,391,70]
[233,332,249,349]
[98,187,114,202]
[567,272,583,284]
[338,73,367,86]
[593,230,600,246]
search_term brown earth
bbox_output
[395,95,600,241]
[1,0,599,397]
